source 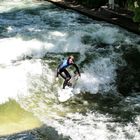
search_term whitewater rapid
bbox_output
[0,0,140,139]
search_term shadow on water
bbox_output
[0,125,70,140]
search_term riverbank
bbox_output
[47,0,140,35]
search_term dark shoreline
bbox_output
[47,0,140,35]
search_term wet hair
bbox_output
[68,55,74,61]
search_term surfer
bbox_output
[56,55,80,89]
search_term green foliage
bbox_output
[127,0,140,22]
[133,7,140,22]
[127,0,135,10]
[114,0,140,23]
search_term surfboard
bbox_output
[57,87,73,102]
[57,74,79,102]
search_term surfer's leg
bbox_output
[59,71,66,80]
[59,69,69,89]
[62,69,71,89]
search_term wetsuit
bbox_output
[57,59,80,89]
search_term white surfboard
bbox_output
[57,87,73,102]
[57,74,79,102]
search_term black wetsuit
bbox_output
[57,59,80,89]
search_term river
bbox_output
[0,0,140,139]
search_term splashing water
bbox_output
[0,0,140,139]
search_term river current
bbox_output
[0,0,140,139]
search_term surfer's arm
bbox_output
[72,63,80,76]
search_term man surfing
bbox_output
[56,55,80,89]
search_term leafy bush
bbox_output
[133,7,140,22]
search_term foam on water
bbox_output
[0,0,140,139]
[0,37,54,65]
[0,0,45,13]
[0,0,137,104]
[0,60,42,103]
[37,111,140,140]
[75,56,117,94]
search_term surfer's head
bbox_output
[68,55,74,64]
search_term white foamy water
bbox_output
[0,0,140,139]
[0,38,45,65]
[0,60,42,103]
[0,0,46,13]
[36,111,140,140]
[77,56,117,94]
